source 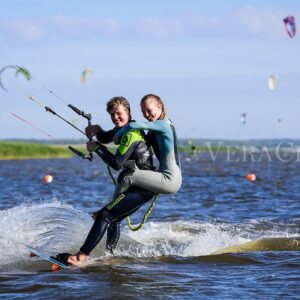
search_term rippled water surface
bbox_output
[0,151,299,299]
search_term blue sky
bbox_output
[1,0,300,139]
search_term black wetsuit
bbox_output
[80,123,155,255]
[80,186,153,255]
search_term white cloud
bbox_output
[137,17,184,38]
[1,6,297,43]
[183,13,221,32]
[134,6,291,40]
[0,16,120,43]
[230,6,286,39]
[50,15,119,36]
[2,18,46,42]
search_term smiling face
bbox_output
[141,98,162,121]
[109,104,130,128]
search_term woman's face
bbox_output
[109,104,130,128]
[141,99,162,121]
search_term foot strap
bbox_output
[51,253,72,266]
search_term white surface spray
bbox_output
[1,200,299,272]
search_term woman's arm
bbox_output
[116,121,167,139]
[93,131,142,170]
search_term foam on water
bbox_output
[124,221,249,257]
[1,200,299,272]
[0,200,92,267]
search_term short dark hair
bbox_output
[106,96,132,120]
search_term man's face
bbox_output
[109,105,130,128]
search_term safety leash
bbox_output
[106,161,159,231]
[126,193,159,231]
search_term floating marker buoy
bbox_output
[246,173,256,181]
[43,174,53,184]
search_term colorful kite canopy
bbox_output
[268,74,277,91]
[0,65,31,91]
[15,67,31,80]
[240,113,247,125]
[80,67,93,83]
[283,16,296,38]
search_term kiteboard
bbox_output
[27,245,70,271]
[213,237,300,255]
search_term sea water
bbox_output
[0,150,299,299]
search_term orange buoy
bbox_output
[43,174,53,184]
[51,263,60,272]
[246,173,256,181]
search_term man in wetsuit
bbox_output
[60,96,155,265]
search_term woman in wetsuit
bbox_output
[113,93,182,196]
[64,97,155,265]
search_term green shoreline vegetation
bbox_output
[0,141,73,160]
[0,141,233,160]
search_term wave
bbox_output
[0,200,299,272]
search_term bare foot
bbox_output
[67,251,87,266]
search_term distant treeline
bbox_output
[179,138,300,148]
[0,140,226,160]
[0,141,72,159]
[3,138,300,147]
[1,138,299,159]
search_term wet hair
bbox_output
[106,96,132,120]
[140,94,166,120]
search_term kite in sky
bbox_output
[15,67,31,80]
[268,74,278,91]
[283,16,296,38]
[240,113,247,125]
[80,67,93,83]
[0,65,31,91]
